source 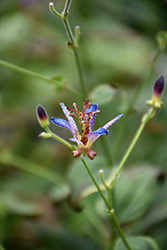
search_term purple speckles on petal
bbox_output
[70,138,84,147]
[60,102,79,139]
[103,114,124,129]
[51,117,72,131]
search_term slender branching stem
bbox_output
[49,1,87,97]
[73,49,87,98]
[81,158,132,250]
[0,245,6,250]
[111,107,156,187]
[63,19,75,42]
[129,49,163,109]
[63,0,72,17]
[45,127,74,150]
[81,158,109,209]
[108,210,132,250]
[0,59,83,98]
[112,49,163,161]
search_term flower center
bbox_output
[67,99,100,145]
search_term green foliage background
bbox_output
[0,0,167,249]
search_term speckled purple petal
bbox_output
[60,102,79,139]
[91,127,108,135]
[70,138,84,147]
[51,117,72,132]
[103,113,124,129]
[88,127,109,143]
[85,104,98,131]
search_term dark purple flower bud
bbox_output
[154,75,165,96]
[36,105,49,127]
[147,75,166,109]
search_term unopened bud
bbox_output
[75,26,80,46]
[38,132,51,138]
[147,75,166,109]
[36,105,49,127]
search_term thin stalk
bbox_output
[63,0,73,16]
[129,49,162,110]
[0,152,66,187]
[81,158,132,250]
[116,121,145,177]
[62,19,74,43]
[73,49,87,98]
[107,188,112,209]
[49,2,87,97]
[113,108,155,183]
[0,59,82,97]
[81,158,109,209]
[0,59,58,84]
[112,49,162,161]
[63,19,87,97]
[107,188,127,250]
[109,210,132,250]
[0,245,6,250]
[45,127,74,150]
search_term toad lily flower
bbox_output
[51,99,123,160]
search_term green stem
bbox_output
[62,18,87,97]
[73,49,87,98]
[0,245,6,250]
[0,59,57,84]
[112,49,162,161]
[63,0,72,17]
[0,152,66,187]
[107,187,131,250]
[112,108,155,185]
[63,19,75,42]
[49,2,87,97]
[109,210,132,250]
[81,158,132,250]
[45,127,74,150]
[81,158,109,209]
[49,2,62,19]
[0,59,82,98]
[107,188,112,209]
[129,49,162,109]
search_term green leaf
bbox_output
[51,74,64,91]
[89,84,117,106]
[114,165,157,223]
[49,183,71,202]
[130,179,167,234]
[114,236,159,250]
[0,193,43,216]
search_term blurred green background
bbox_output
[0,0,167,249]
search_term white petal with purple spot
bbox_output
[103,113,124,129]
[60,102,79,139]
